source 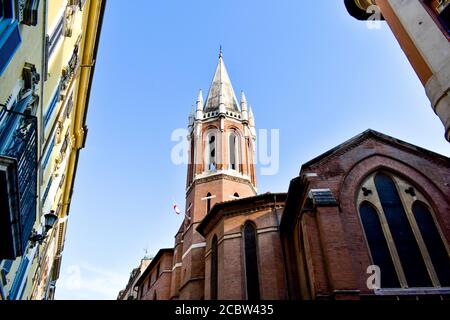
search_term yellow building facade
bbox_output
[0,0,105,300]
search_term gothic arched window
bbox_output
[243,222,260,300]
[412,201,450,287]
[206,133,217,172]
[358,172,450,289]
[210,235,218,300]
[229,132,238,171]
[234,193,240,198]
[206,192,212,214]
[359,202,400,288]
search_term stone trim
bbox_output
[186,173,256,195]
[205,232,242,258]
[257,227,279,235]
[219,203,284,219]
[197,194,286,237]
[172,263,182,271]
[374,287,450,296]
[223,232,242,240]
[182,242,206,260]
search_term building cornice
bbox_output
[197,193,287,236]
[302,129,450,171]
[186,173,256,196]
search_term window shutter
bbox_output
[9,257,29,300]
[0,20,21,76]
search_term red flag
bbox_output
[173,203,181,215]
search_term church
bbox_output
[121,53,450,301]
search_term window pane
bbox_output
[244,223,260,300]
[206,193,211,214]
[42,135,55,171]
[44,85,61,128]
[48,14,64,58]
[207,135,216,171]
[412,201,450,287]
[229,134,236,170]
[0,20,21,76]
[375,173,432,287]
[359,202,400,288]
[9,257,29,300]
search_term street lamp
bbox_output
[29,211,59,245]
[43,211,58,232]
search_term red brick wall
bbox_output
[169,232,183,300]
[203,203,287,300]
[139,252,173,300]
[178,114,258,300]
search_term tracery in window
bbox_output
[358,172,450,289]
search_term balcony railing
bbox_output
[0,96,38,259]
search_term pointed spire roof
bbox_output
[204,49,240,113]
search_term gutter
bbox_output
[66,0,106,214]
[49,0,106,289]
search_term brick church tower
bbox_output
[172,51,258,299]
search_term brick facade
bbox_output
[281,130,450,300]
[198,193,288,300]
[136,249,173,300]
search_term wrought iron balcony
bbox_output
[0,96,38,260]
[17,0,41,26]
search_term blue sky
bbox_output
[55,1,450,299]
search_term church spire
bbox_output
[204,49,240,113]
